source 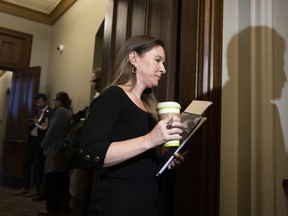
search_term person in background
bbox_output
[13,93,51,199]
[81,67,103,216]
[90,67,102,99]
[38,91,72,216]
[80,35,186,216]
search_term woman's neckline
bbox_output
[115,85,149,114]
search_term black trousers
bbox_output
[22,136,45,189]
[44,171,70,212]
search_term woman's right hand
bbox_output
[146,117,183,148]
[105,117,183,167]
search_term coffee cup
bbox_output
[157,101,181,147]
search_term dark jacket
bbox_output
[41,106,72,173]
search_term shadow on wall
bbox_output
[223,26,287,215]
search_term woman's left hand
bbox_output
[168,151,188,169]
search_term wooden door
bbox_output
[174,1,223,216]
[0,67,41,187]
[0,26,32,69]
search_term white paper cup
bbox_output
[157,101,181,147]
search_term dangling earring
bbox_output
[132,65,137,74]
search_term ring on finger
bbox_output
[166,117,173,129]
[166,123,173,129]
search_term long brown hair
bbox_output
[106,35,165,120]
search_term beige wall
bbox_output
[221,0,288,215]
[46,0,106,112]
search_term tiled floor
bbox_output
[0,186,83,216]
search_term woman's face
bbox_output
[135,45,166,89]
[53,98,61,108]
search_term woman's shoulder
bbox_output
[101,85,124,95]
[55,106,67,111]
[100,86,127,100]
[53,106,71,116]
[90,86,129,111]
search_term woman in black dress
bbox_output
[81,35,185,216]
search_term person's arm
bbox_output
[104,117,183,167]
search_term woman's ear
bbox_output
[128,51,138,64]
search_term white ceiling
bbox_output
[0,0,76,25]
[2,0,61,14]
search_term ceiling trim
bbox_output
[0,0,77,25]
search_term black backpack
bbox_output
[63,106,89,170]
[63,96,101,170]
